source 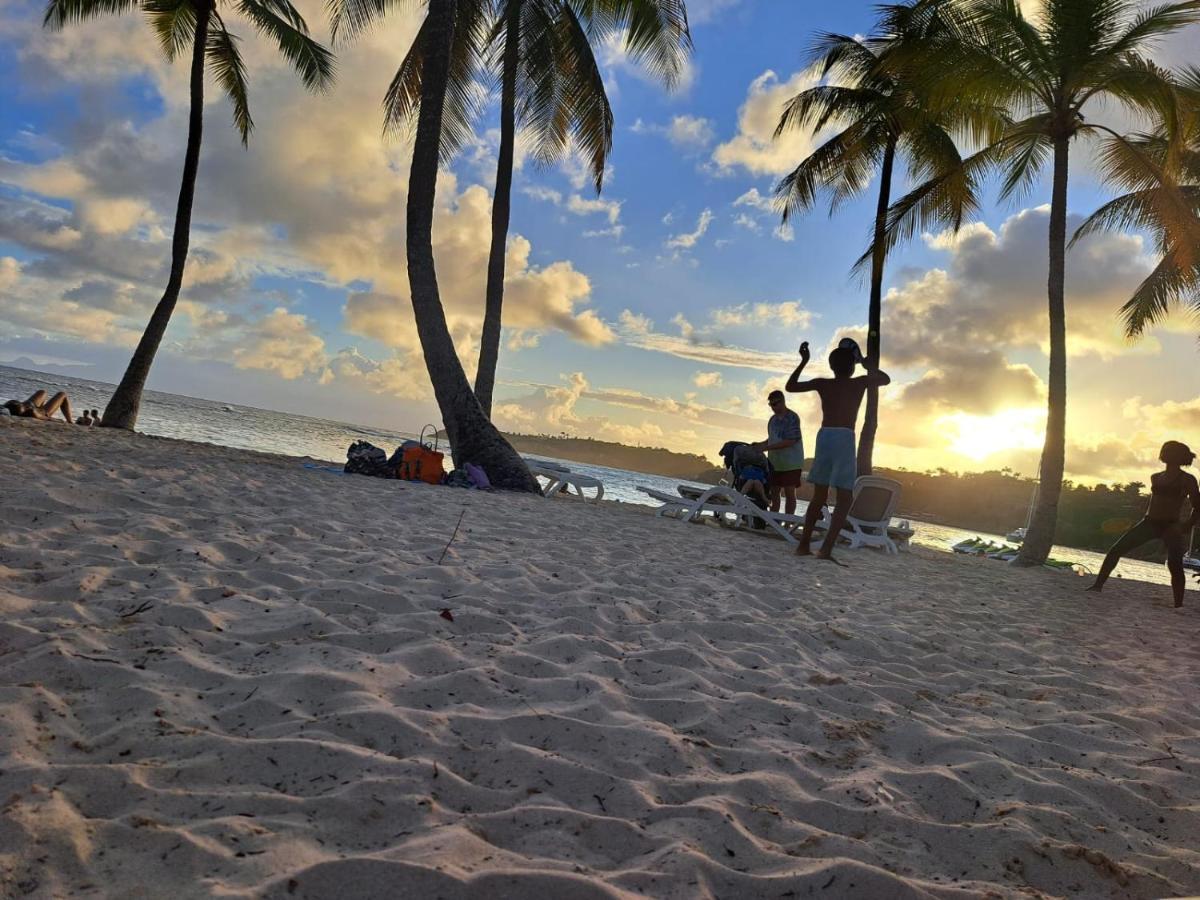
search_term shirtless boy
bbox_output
[786,341,890,560]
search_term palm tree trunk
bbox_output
[473,0,521,418]
[407,0,539,492]
[857,135,896,477]
[1017,135,1070,566]
[100,2,210,429]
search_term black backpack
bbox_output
[344,440,391,477]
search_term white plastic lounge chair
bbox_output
[527,460,604,501]
[638,484,805,543]
[818,475,904,554]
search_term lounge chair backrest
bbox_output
[850,476,902,523]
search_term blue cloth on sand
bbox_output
[808,427,857,491]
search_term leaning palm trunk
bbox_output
[407,0,539,492]
[101,1,211,429]
[1017,136,1070,565]
[857,136,896,476]
[474,0,522,417]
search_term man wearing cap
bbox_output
[752,390,804,515]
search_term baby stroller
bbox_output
[718,441,773,526]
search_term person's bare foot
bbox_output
[794,543,812,557]
[1084,583,1103,593]
[1174,598,1184,608]
[817,552,848,567]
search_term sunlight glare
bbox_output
[944,409,1045,461]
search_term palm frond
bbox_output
[580,0,691,89]
[1120,249,1200,336]
[143,0,196,60]
[207,16,253,144]
[328,0,415,44]
[384,0,484,162]
[237,0,335,90]
[43,0,138,29]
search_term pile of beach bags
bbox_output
[343,425,491,489]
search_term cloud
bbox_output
[494,371,767,452]
[882,207,1155,367]
[693,371,722,387]
[566,193,622,225]
[713,70,821,176]
[615,303,811,372]
[230,307,328,380]
[631,114,716,150]
[665,208,715,250]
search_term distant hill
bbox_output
[503,433,722,483]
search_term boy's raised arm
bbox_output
[785,341,819,392]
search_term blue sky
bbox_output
[2,0,1198,479]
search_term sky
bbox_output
[1,0,1198,481]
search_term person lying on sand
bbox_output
[1087,440,1200,608]
[3,389,76,424]
[786,341,890,562]
[76,410,93,426]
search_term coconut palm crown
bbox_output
[1073,67,1200,338]
[45,0,335,430]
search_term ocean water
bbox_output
[2,364,1191,593]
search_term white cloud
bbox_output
[567,193,622,225]
[713,70,822,176]
[665,208,715,250]
[632,114,716,150]
[230,307,328,380]
[693,371,722,387]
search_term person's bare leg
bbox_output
[41,392,72,423]
[1166,533,1186,608]
[26,390,47,408]
[769,485,781,514]
[784,486,797,516]
[797,484,828,556]
[818,488,853,561]
[1087,523,1150,593]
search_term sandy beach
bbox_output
[1,418,1197,899]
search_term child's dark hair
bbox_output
[1160,440,1196,466]
[828,347,855,377]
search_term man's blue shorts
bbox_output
[807,427,857,491]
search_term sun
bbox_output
[943,409,1045,461]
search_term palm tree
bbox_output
[773,1,998,476]
[336,0,540,490]
[355,0,690,417]
[1073,69,1200,337]
[44,0,335,429]
[881,0,1200,565]
[473,0,691,416]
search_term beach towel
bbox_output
[808,427,857,491]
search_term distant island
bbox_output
[503,433,723,483]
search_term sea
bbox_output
[2,364,1190,593]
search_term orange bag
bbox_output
[398,425,445,485]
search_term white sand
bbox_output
[1,418,1197,899]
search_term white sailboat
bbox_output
[1185,527,1200,572]
[1006,482,1037,544]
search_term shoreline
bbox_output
[2,417,1198,898]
